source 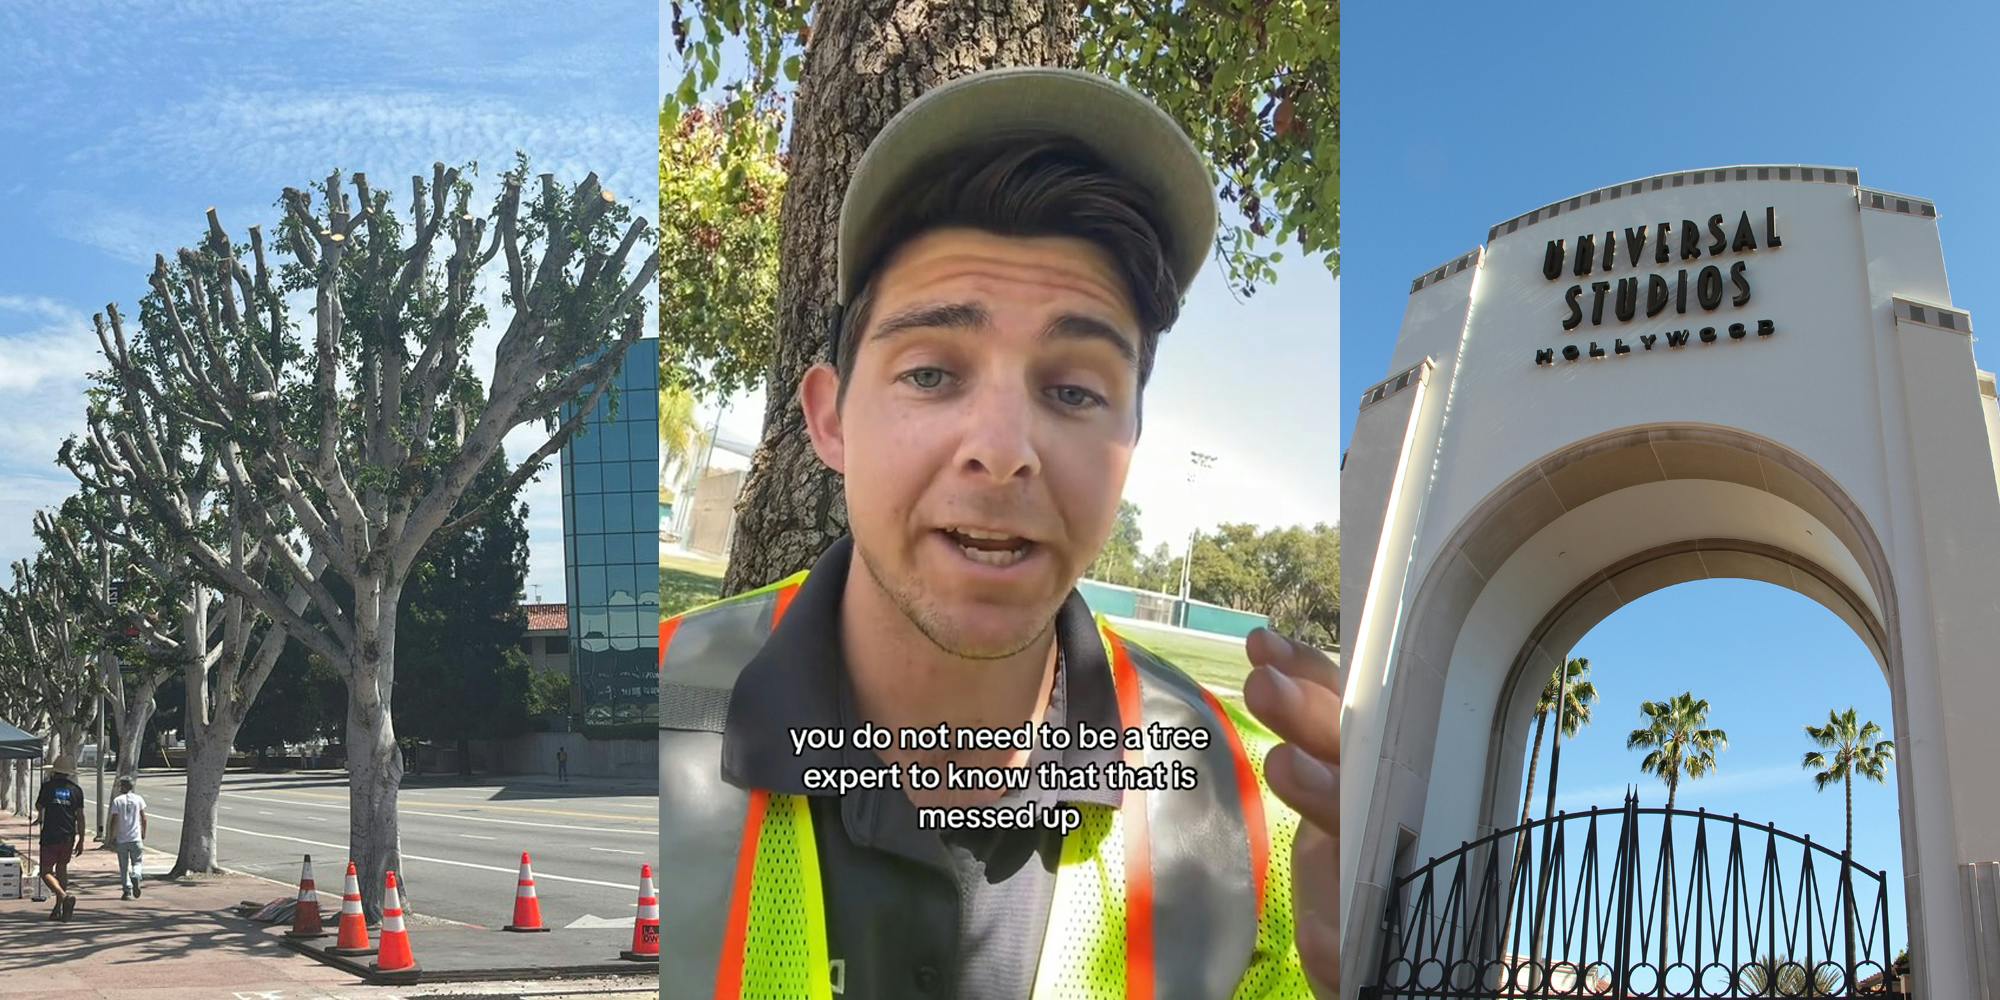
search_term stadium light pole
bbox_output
[1176,451,1218,627]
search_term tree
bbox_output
[392,457,537,773]
[1086,500,1146,586]
[36,497,188,785]
[1518,657,1597,830]
[1802,707,1895,860]
[1741,954,1841,997]
[660,382,707,516]
[0,552,102,766]
[80,160,654,917]
[665,0,1338,595]
[660,100,787,400]
[63,386,323,878]
[1626,692,1728,810]
[1184,521,1339,646]
[235,638,345,764]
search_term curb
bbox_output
[275,932,642,985]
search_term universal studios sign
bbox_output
[1533,207,1781,367]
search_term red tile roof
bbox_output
[523,603,569,632]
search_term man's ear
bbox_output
[799,362,846,474]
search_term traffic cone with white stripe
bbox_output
[620,864,660,962]
[368,871,421,984]
[504,851,550,932]
[284,854,329,939]
[329,860,376,956]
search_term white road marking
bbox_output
[221,790,654,838]
[83,794,638,892]
[460,834,497,841]
[589,847,643,856]
[564,914,632,929]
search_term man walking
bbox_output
[107,776,148,899]
[556,746,568,783]
[32,754,86,921]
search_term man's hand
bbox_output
[1243,627,1340,1000]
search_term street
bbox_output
[80,769,658,931]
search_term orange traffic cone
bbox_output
[620,864,660,962]
[504,851,550,932]
[329,860,376,956]
[284,855,329,939]
[368,871,421,984]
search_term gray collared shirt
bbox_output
[721,536,1125,999]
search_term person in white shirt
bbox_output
[106,777,147,900]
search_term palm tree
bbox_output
[659,383,706,508]
[1803,707,1895,859]
[1519,657,1598,829]
[1626,692,1728,810]
[1741,954,1840,996]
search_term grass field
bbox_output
[655,557,1262,707]
[662,551,726,618]
[1109,621,1256,700]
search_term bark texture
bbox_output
[722,0,1080,594]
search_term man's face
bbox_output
[803,227,1142,659]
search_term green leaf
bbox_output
[783,54,801,83]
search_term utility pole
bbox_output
[1176,451,1218,627]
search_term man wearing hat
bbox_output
[33,753,87,921]
[661,65,1335,998]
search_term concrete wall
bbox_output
[474,732,657,780]
[686,470,744,558]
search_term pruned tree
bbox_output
[60,306,328,877]
[0,553,102,768]
[78,158,653,916]
[34,497,184,787]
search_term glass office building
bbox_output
[560,337,661,731]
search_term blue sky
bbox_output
[1341,0,2000,950]
[663,33,1339,558]
[0,1,657,601]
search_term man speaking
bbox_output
[661,66,1337,999]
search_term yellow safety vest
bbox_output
[660,570,1311,999]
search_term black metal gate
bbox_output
[1361,792,1906,998]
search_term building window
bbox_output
[546,635,570,655]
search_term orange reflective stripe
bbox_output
[771,583,799,627]
[714,788,770,999]
[708,580,800,999]
[1105,631,1156,999]
[658,616,683,672]
[1199,686,1269,920]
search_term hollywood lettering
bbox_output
[1534,207,1781,367]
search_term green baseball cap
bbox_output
[836,65,1218,307]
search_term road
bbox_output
[81,769,657,931]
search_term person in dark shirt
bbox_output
[33,754,87,921]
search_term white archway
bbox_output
[1343,166,2000,999]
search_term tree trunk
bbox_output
[115,676,162,784]
[1519,711,1548,830]
[347,578,407,922]
[722,0,1082,594]
[1844,773,1853,861]
[347,676,405,922]
[169,725,234,876]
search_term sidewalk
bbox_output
[0,810,655,999]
